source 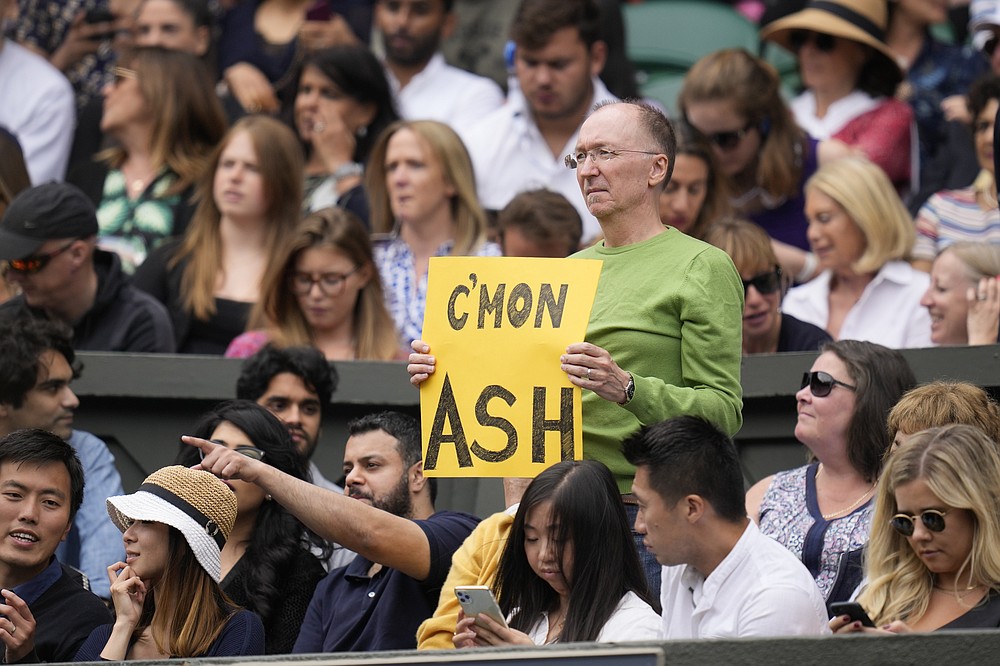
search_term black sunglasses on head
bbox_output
[790,29,837,53]
[800,371,856,397]
[742,267,782,296]
[889,509,948,537]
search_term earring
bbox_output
[356,125,368,139]
[265,494,272,501]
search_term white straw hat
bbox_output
[106,466,237,583]
[970,0,1000,51]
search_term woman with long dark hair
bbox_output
[176,399,328,654]
[74,466,264,659]
[453,460,660,646]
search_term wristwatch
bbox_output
[618,373,635,406]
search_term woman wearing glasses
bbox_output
[761,0,912,192]
[366,120,501,347]
[176,400,329,654]
[225,207,403,360]
[782,157,932,349]
[832,424,1000,633]
[68,47,227,274]
[679,49,817,270]
[134,116,303,354]
[705,217,830,354]
[746,339,916,608]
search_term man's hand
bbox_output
[561,342,632,404]
[299,15,359,52]
[0,589,37,663]
[48,12,107,72]
[407,339,436,387]
[183,435,267,484]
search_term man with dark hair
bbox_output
[236,344,336,487]
[376,0,503,133]
[186,410,479,652]
[460,0,614,243]
[236,345,354,568]
[497,188,583,257]
[0,317,124,600]
[0,183,175,352]
[623,416,829,638]
[0,429,113,662]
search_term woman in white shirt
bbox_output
[782,156,931,348]
[453,460,661,646]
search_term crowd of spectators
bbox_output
[2,0,1000,659]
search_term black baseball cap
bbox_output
[0,182,98,260]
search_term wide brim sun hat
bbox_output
[760,0,903,89]
[106,466,237,583]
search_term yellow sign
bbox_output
[420,257,602,477]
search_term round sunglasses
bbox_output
[800,371,856,398]
[889,509,948,537]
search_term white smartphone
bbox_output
[455,585,509,629]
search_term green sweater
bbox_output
[575,228,744,492]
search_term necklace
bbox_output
[933,584,985,600]
[817,465,876,520]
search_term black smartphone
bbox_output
[829,601,875,628]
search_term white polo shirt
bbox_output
[459,77,618,244]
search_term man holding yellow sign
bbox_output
[409,100,744,590]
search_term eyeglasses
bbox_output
[743,267,782,296]
[289,265,361,296]
[889,509,949,537]
[112,66,137,85]
[800,371,857,397]
[6,240,76,274]
[564,147,660,169]
[702,121,755,151]
[200,443,266,461]
[789,30,837,53]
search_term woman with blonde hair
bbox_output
[705,217,830,354]
[657,121,732,241]
[68,46,228,273]
[887,381,1000,453]
[134,115,304,354]
[921,242,1000,346]
[679,48,818,278]
[782,157,931,348]
[74,466,265,659]
[366,119,500,346]
[832,424,1000,633]
[225,207,402,360]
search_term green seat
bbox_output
[623,0,760,72]
[638,71,688,117]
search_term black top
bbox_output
[941,590,1000,629]
[0,249,176,352]
[777,313,833,353]
[6,564,113,663]
[222,545,326,654]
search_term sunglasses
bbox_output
[789,30,837,53]
[6,240,76,274]
[199,442,265,461]
[800,371,857,397]
[703,121,755,151]
[743,267,782,296]
[889,509,948,537]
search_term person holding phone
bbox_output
[452,460,661,647]
[832,424,1000,634]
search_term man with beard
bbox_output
[235,344,354,569]
[186,410,480,652]
[460,0,614,244]
[376,0,503,133]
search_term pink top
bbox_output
[224,330,269,358]
[833,99,913,190]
